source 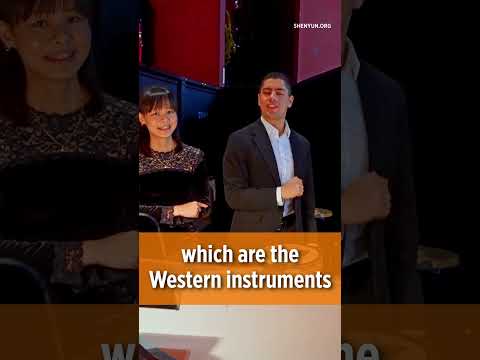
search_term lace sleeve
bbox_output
[0,239,84,286]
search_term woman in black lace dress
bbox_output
[139,87,211,231]
[0,0,137,302]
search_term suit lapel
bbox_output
[358,63,386,176]
[252,120,281,186]
[358,62,391,302]
[289,131,302,178]
[289,131,304,226]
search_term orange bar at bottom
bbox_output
[139,233,341,305]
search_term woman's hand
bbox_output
[82,231,138,269]
[173,201,209,218]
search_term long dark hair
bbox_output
[0,0,102,125]
[139,86,182,157]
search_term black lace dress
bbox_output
[0,94,138,303]
[139,144,212,232]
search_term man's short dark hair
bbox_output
[259,72,292,95]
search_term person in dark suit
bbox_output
[291,0,422,302]
[223,72,316,232]
[337,0,422,303]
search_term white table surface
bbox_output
[140,305,340,360]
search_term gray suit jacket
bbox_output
[223,119,316,232]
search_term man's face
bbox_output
[258,78,294,122]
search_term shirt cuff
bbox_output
[276,186,284,206]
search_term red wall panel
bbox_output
[296,0,341,82]
[150,0,225,86]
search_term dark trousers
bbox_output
[342,258,375,304]
[277,214,296,232]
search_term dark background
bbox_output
[225,0,299,87]
[349,0,475,302]
[92,0,139,104]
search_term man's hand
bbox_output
[281,176,304,200]
[341,172,391,225]
[173,201,209,218]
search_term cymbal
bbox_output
[314,208,333,219]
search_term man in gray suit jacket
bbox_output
[339,0,422,303]
[223,72,316,232]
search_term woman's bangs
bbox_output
[10,0,91,23]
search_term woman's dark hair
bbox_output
[0,0,102,125]
[139,86,182,157]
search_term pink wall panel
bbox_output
[296,0,341,82]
